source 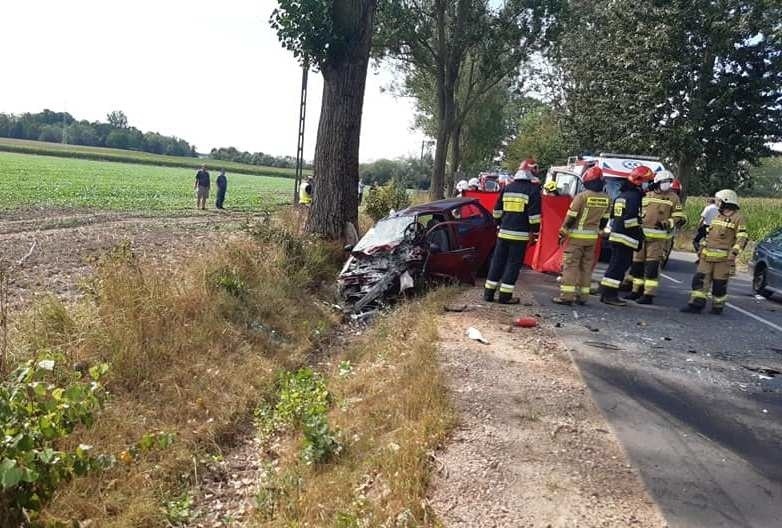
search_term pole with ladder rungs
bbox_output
[293,59,309,205]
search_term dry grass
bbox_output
[4,212,343,526]
[255,289,457,527]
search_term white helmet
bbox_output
[456,179,469,192]
[715,189,739,207]
[654,170,675,184]
[468,177,480,188]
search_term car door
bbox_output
[426,222,478,284]
[766,232,782,289]
[452,203,497,267]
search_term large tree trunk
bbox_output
[445,121,463,197]
[677,153,695,203]
[307,0,378,240]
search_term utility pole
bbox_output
[293,59,309,205]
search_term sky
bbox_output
[0,0,426,162]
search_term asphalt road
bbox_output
[521,251,782,528]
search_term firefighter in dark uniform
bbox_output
[625,170,687,304]
[552,166,611,306]
[599,165,655,306]
[681,189,748,314]
[484,158,542,305]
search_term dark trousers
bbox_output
[693,225,708,252]
[600,242,634,295]
[484,239,527,302]
[215,188,226,209]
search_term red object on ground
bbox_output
[514,316,538,328]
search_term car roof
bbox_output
[395,197,481,216]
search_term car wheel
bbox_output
[753,266,773,299]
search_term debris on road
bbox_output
[444,304,469,313]
[466,327,489,344]
[513,316,538,328]
[583,341,623,351]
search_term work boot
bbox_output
[483,290,496,303]
[680,304,703,314]
[600,289,627,307]
[710,305,724,315]
[636,295,654,305]
[551,296,573,306]
[624,291,642,301]
[498,297,521,305]
[576,298,587,306]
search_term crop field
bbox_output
[0,137,310,178]
[0,151,294,212]
[683,196,782,241]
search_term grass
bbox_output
[0,137,311,179]
[1,211,344,526]
[254,289,456,527]
[0,151,294,212]
[682,196,782,241]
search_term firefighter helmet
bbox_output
[543,180,558,192]
[456,179,469,192]
[468,177,480,188]
[627,165,655,186]
[653,170,675,184]
[515,158,539,180]
[715,189,739,207]
[582,166,604,183]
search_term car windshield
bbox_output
[353,215,415,253]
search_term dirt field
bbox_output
[0,207,256,312]
[429,287,666,528]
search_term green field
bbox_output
[683,196,782,241]
[0,137,310,179]
[0,151,294,212]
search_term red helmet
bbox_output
[627,165,655,186]
[582,166,603,183]
[671,179,682,194]
[519,158,539,175]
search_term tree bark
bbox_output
[307,0,378,240]
[677,154,695,203]
[446,120,463,197]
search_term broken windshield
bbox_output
[353,215,416,253]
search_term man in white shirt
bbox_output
[693,198,718,252]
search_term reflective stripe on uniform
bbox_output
[632,277,644,286]
[609,232,639,249]
[703,248,729,259]
[493,210,503,219]
[500,283,515,293]
[580,287,591,295]
[485,280,499,290]
[502,192,528,212]
[560,285,577,293]
[713,295,728,304]
[601,277,621,288]
[644,279,659,289]
[624,218,640,228]
[643,228,669,239]
[498,229,529,241]
[567,210,579,218]
[569,229,599,240]
[529,214,541,225]
[690,290,708,299]
[643,197,672,206]
[711,220,735,229]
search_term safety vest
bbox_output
[702,211,748,261]
[641,190,686,240]
[562,190,610,245]
[299,182,312,205]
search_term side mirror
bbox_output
[429,243,442,254]
[343,244,354,252]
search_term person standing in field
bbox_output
[215,168,227,209]
[195,164,210,210]
[693,197,718,253]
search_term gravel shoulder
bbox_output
[429,287,666,528]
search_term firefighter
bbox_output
[625,170,687,304]
[543,179,560,195]
[552,166,610,306]
[484,158,542,304]
[299,177,313,206]
[681,189,748,315]
[599,165,654,306]
[456,179,469,197]
[468,178,480,191]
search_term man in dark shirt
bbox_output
[215,169,227,209]
[195,164,210,210]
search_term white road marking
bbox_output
[660,272,683,284]
[661,270,782,333]
[725,302,782,333]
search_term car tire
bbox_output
[753,266,773,299]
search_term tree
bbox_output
[106,110,128,129]
[504,102,570,173]
[377,0,562,199]
[556,0,782,194]
[271,0,379,240]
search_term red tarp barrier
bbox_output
[464,190,600,274]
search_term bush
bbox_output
[364,181,411,222]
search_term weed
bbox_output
[163,493,194,525]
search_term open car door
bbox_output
[425,223,478,284]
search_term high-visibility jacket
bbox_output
[608,186,644,250]
[702,210,748,262]
[641,190,686,240]
[299,182,312,205]
[493,179,541,242]
[561,190,610,246]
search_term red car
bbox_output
[338,198,496,315]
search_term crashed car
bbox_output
[338,198,497,316]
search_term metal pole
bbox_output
[293,59,309,205]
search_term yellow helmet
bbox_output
[544,180,558,192]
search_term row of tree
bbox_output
[0,110,198,157]
[271,0,780,239]
[209,146,312,169]
[360,155,434,189]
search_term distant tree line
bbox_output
[359,155,433,190]
[209,146,312,170]
[0,109,198,157]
